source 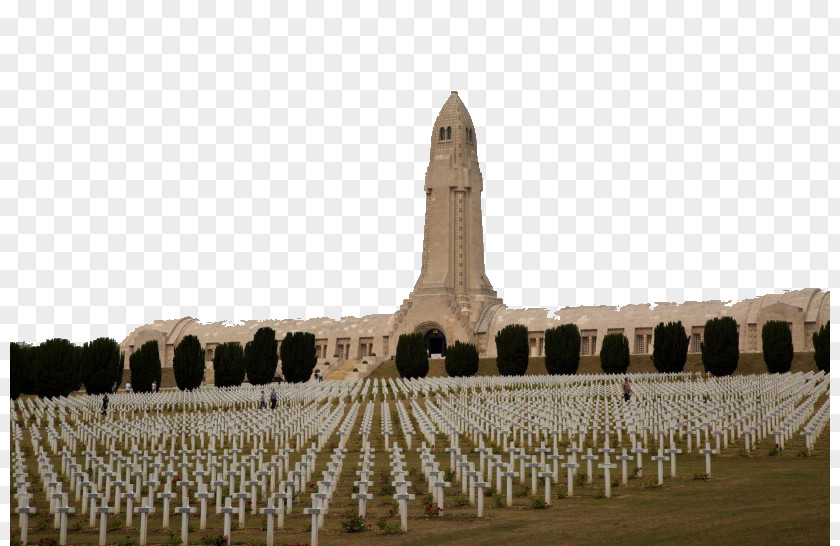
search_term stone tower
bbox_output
[389,92,502,354]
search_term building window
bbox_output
[591,336,596,355]
[581,337,589,355]
[439,127,445,141]
[635,335,645,355]
[530,337,537,356]
[693,333,702,353]
[446,126,451,140]
[538,337,544,357]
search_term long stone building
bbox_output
[121,92,830,375]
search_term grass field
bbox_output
[16,396,829,546]
[367,352,819,380]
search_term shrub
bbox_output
[129,340,162,393]
[34,338,80,398]
[813,320,829,373]
[376,516,402,534]
[173,335,206,390]
[452,495,470,506]
[424,502,442,517]
[493,493,504,508]
[530,496,548,509]
[340,510,367,532]
[600,333,630,374]
[395,332,429,379]
[213,342,246,387]
[244,327,279,385]
[280,331,317,383]
[513,485,530,497]
[544,323,581,375]
[495,324,529,376]
[701,316,739,376]
[762,320,793,374]
[651,321,689,373]
[444,340,479,377]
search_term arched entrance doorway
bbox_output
[416,323,447,357]
[424,328,446,357]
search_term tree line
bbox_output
[10,326,321,400]
[394,318,830,379]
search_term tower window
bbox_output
[446,126,451,140]
[439,127,445,141]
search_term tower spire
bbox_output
[391,92,501,348]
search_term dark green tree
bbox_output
[762,320,793,374]
[813,321,830,373]
[600,333,630,374]
[213,342,247,387]
[10,342,24,399]
[280,331,318,383]
[34,338,80,398]
[18,343,38,395]
[245,327,279,385]
[395,333,430,379]
[701,316,739,376]
[651,321,690,373]
[129,340,162,392]
[80,337,124,394]
[544,323,581,375]
[495,324,529,376]
[444,341,479,377]
[173,335,206,390]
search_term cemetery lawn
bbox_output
[17,399,828,546]
[368,352,818,381]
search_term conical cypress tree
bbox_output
[173,335,206,390]
[129,340,162,392]
[545,324,581,375]
[701,317,739,376]
[495,324,529,376]
[280,331,317,383]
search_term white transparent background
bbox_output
[1,0,837,541]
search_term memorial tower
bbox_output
[389,92,503,354]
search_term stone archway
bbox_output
[415,322,447,357]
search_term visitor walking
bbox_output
[102,394,109,416]
[269,389,277,410]
[125,381,132,393]
[111,381,117,394]
[259,391,267,409]
[623,377,632,403]
[151,380,157,393]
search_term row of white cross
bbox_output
[12,370,827,544]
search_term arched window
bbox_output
[446,126,451,140]
[466,127,470,141]
[439,127,445,141]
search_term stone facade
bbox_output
[120,92,830,370]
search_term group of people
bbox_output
[103,380,158,415]
[259,389,278,410]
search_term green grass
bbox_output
[368,352,819,380]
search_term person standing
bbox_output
[151,380,157,393]
[622,377,632,403]
[259,391,266,409]
[111,381,117,394]
[102,394,109,416]
[269,389,277,410]
[125,381,132,393]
